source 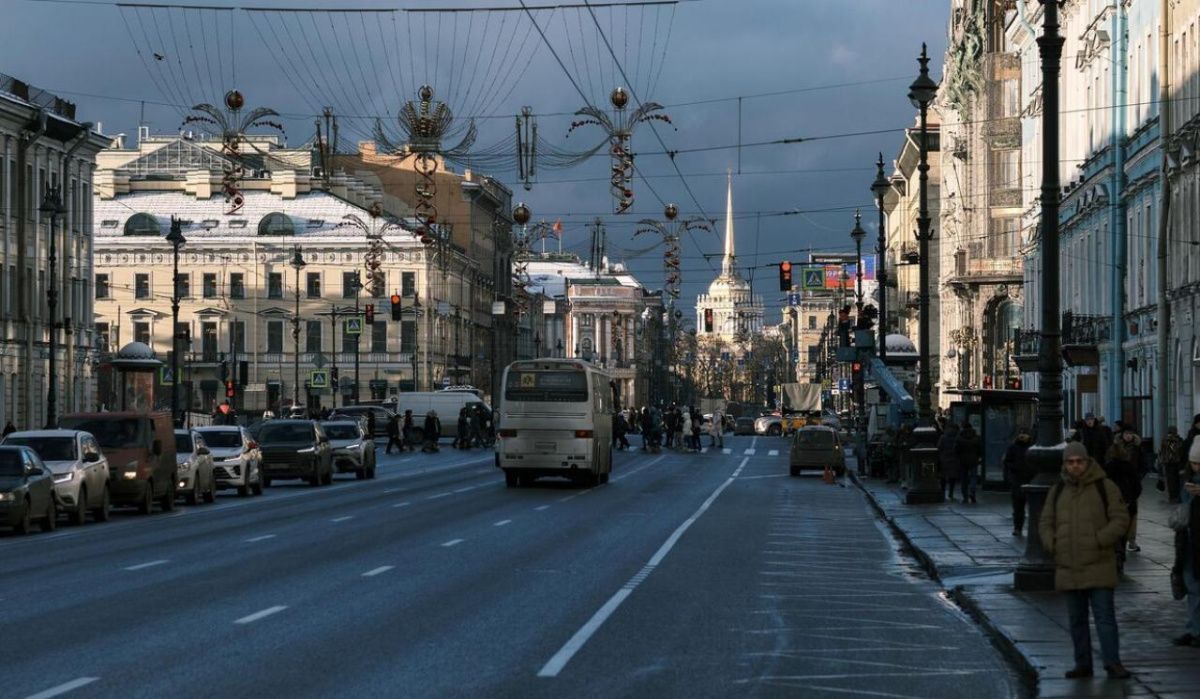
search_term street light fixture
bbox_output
[850,210,866,315]
[166,217,187,426]
[871,153,890,362]
[290,246,307,411]
[39,185,66,429]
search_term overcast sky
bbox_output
[3,0,950,322]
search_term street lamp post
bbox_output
[904,43,943,505]
[1015,0,1067,591]
[291,246,306,411]
[850,211,866,315]
[166,217,187,426]
[353,271,361,405]
[871,153,890,362]
[39,186,65,429]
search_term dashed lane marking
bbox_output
[441,539,465,547]
[535,505,550,511]
[24,677,100,699]
[768,449,779,457]
[722,448,732,454]
[123,560,168,571]
[330,516,354,523]
[244,535,276,543]
[362,566,393,577]
[392,501,411,508]
[743,449,757,455]
[427,492,453,500]
[234,605,287,625]
[494,520,512,527]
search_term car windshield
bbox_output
[323,424,360,440]
[59,417,146,449]
[4,437,76,461]
[0,451,25,477]
[257,423,313,443]
[794,430,835,448]
[198,431,242,448]
[174,433,194,452]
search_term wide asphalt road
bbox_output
[1,434,1024,698]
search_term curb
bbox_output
[850,473,1039,696]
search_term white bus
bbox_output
[495,359,614,487]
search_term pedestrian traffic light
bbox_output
[331,367,340,386]
[837,306,852,347]
[225,380,235,398]
[390,294,402,321]
[703,308,713,333]
[778,261,793,291]
[365,303,375,324]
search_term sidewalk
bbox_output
[854,473,1199,698]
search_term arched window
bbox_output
[258,212,300,236]
[124,213,164,236]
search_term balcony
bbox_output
[1012,328,1039,372]
[949,257,1023,286]
[1061,312,1109,367]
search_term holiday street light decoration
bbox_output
[183,90,285,215]
[635,203,711,300]
[567,87,673,214]
[337,202,405,298]
[510,203,534,315]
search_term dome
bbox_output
[116,342,156,360]
[706,272,751,297]
[111,342,163,372]
[885,333,918,355]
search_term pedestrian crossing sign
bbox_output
[309,369,330,389]
[344,316,364,335]
[801,266,825,291]
[158,366,176,385]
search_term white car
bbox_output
[195,426,263,496]
[754,415,783,436]
[2,429,111,525]
[320,420,377,480]
[174,429,216,505]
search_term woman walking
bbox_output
[1171,441,1200,647]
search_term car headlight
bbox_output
[122,469,139,480]
[0,492,15,502]
[52,471,74,484]
[297,446,315,454]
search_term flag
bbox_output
[552,218,563,239]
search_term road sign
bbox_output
[441,376,451,388]
[838,378,852,392]
[787,293,800,306]
[801,265,825,291]
[309,369,330,389]
[790,350,800,362]
[831,389,841,395]
[344,316,364,335]
[158,366,175,385]
[313,352,327,369]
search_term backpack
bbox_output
[1049,479,1110,523]
[1161,435,1184,465]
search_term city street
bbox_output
[2,435,1023,698]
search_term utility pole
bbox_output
[1155,0,1171,444]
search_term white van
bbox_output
[390,392,489,441]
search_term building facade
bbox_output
[695,174,764,346]
[0,74,108,429]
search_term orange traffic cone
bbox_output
[822,464,835,485]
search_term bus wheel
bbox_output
[504,470,519,488]
[599,471,609,485]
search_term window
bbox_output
[343,271,360,298]
[175,273,190,299]
[201,322,218,362]
[581,314,593,327]
[400,320,416,353]
[203,273,217,298]
[135,274,150,299]
[306,272,321,298]
[174,322,189,354]
[371,321,387,353]
[266,321,284,353]
[401,271,416,296]
[95,274,110,299]
[123,213,163,236]
[267,272,283,299]
[305,320,322,353]
[134,321,150,346]
[229,321,246,354]
[230,273,245,299]
[808,346,820,364]
[95,322,110,351]
[807,315,817,330]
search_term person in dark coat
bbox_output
[402,409,414,451]
[1003,428,1034,536]
[422,410,441,452]
[1161,426,1186,505]
[891,424,914,484]
[1079,413,1113,464]
[937,423,961,501]
[366,410,377,441]
[385,413,403,454]
[640,407,653,451]
[1172,440,1200,647]
[1104,431,1142,565]
[1,421,15,437]
[453,407,469,449]
[468,406,483,447]
[956,423,983,504]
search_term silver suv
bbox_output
[194,426,263,497]
[2,430,111,525]
[320,420,377,480]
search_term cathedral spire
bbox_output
[722,169,735,276]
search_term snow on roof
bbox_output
[523,258,645,298]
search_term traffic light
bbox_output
[837,306,852,347]
[778,261,793,291]
[365,303,375,324]
[331,367,340,388]
[225,380,235,399]
[1008,377,1022,390]
[238,360,248,387]
[983,375,993,389]
[703,308,713,333]
[851,361,864,405]
[390,294,402,321]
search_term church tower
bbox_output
[695,172,764,343]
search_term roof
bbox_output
[523,258,645,298]
[4,430,87,438]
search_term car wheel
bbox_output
[308,467,321,487]
[93,486,111,522]
[70,487,88,526]
[789,466,799,477]
[14,499,31,535]
[355,466,366,481]
[599,471,610,485]
[367,465,376,480]
[504,470,518,488]
[160,481,176,512]
[251,466,264,496]
[42,498,58,532]
[186,480,200,506]
[322,462,333,486]
[262,475,272,489]
[137,482,154,515]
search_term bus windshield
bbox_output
[504,370,589,403]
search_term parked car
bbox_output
[59,412,177,514]
[256,420,332,487]
[754,414,783,436]
[194,426,263,497]
[321,420,377,480]
[173,430,216,505]
[327,405,393,438]
[0,446,58,534]
[2,429,110,525]
[734,417,756,435]
[789,425,846,477]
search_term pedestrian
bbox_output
[691,409,703,452]
[469,406,483,447]
[891,424,913,484]
[1038,441,1131,680]
[681,409,693,452]
[640,407,652,451]
[1080,413,1113,464]
[1,420,14,437]
[937,422,961,501]
[402,409,415,452]
[1003,427,1034,536]
[956,422,982,504]
[366,410,377,442]
[213,399,236,426]
[614,412,630,450]
[422,410,441,453]
[1170,439,1200,647]
[1161,426,1186,505]
[385,413,403,454]
[454,407,469,449]
[710,410,724,449]
[1105,429,1143,557]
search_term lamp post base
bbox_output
[904,426,944,505]
[1013,443,1065,591]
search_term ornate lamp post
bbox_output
[850,210,867,315]
[636,203,711,302]
[568,87,672,214]
[290,246,307,410]
[871,153,890,362]
[1015,0,1067,591]
[39,186,65,428]
[166,217,186,426]
[904,43,943,505]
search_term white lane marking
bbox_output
[392,501,412,508]
[123,559,168,571]
[427,492,453,500]
[441,538,464,547]
[743,449,757,455]
[24,677,100,699]
[768,449,779,457]
[750,436,758,452]
[234,605,287,625]
[383,487,406,494]
[494,519,512,527]
[739,473,788,481]
[454,486,475,493]
[330,516,354,523]
[722,448,732,454]
[538,457,748,678]
[362,566,394,577]
[535,505,550,511]
[245,535,276,543]
[610,456,663,482]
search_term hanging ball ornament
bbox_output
[512,203,532,226]
[610,87,629,110]
[224,90,245,111]
[419,85,434,102]
[664,203,679,221]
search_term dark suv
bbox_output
[256,420,333,487]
